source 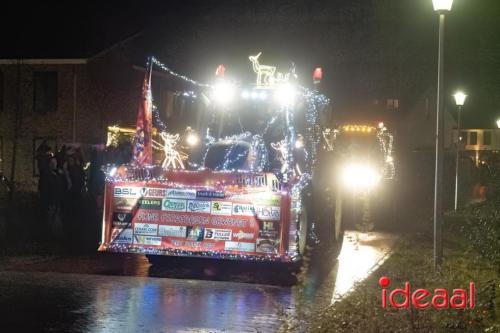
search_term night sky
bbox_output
[1,0,499,127]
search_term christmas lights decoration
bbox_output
[151,57,211,88]
[101,55,333,262]
[249,52,276,86]
[155,132,186,169]
[323,124,395,180]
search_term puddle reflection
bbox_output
[0,231,396,332]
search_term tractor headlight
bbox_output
[340,163,381,190]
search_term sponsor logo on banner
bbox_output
[232,204,255,216]
[138,198,162,210]
[134,223,158,236]
[236,174,266,186]
[136,211,160,222]
[133,235,162,246]
[224,241,255,252]
[211,201,232,216]
[114,198,137,211]
[230,192,281,206]
[166,189,197,199]
[111,228,133,244]
[256,238,278,254]
[186,226,204,241]
[204,228,232,241]
[255,206,281,220]
[187,200,211,213]
[139,187,167,198]
[233,230,254,240]
[112,212,132,227]
[197,190,225,199]
[162,198,187,212]
[114,186,140,198]
[158,225,187,238]
[259,221,279,238]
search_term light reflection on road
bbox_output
[0,231,397,332]
[332,231,397,303]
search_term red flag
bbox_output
[132,61,153,166]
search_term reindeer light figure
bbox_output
[249,52,276,86]
[159,132,185,169]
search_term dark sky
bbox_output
[1,0,499,127]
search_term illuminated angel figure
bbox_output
[158,132,185,169]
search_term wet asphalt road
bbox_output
[0,231,397,333]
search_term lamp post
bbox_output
[453,91,467,211]
[432,0,453,268]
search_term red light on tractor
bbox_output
[215,64,225,78]
[313,67,323,84]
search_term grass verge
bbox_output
[309,221,499,332]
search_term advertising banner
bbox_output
[103,182,284,257]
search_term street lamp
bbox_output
[432,0,453,269]
[496,119,500,129]
[453,91,467,212]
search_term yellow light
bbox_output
[274,83,296,107]
[341,163,381,190]
[213,81,236,106]
[186,133,199,146]
[453,91,467,106]
[432,0,453,12]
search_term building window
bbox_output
[483,131,492,145]
[469,131,478,145]
[33,72,58,114]
[386,99,399,110]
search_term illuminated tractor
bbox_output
[322,124,396,232]
[99,54,344,265]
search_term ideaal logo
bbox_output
[379,276,475,309]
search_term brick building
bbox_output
[0,35,190,191]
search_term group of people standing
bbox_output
[35,140,104,251]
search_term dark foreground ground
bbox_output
[0,231,396,333]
